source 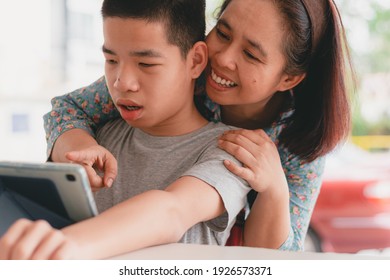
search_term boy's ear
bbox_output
[188,41,208,79]
[277,73,306,92]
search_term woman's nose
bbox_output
[214,45,237,71]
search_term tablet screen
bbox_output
[0,175,70,219]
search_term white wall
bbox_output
[0,0,103,162]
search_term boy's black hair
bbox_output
[102,0,206,58]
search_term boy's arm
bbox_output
[64,176,225,259]
[0,176,225,260]
[0,176,225,259]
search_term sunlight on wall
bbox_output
[0,0,52,162]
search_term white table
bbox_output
[110,243,390,260]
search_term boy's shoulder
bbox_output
[207,122,238,132]
[95,119,237,148]
[192,122,236,139]
[206,121,234,129]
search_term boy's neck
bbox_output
[139,105,209,137]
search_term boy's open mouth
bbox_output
[124,105,142,111]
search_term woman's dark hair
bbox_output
[101,0,206,58]
[219,0,354,162]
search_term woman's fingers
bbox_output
[221,129,271,145]
[102,152,117,188]
[66,149,94,166]
[218,129,273,168]
[218,129,282,193]
[223,159,254,182]
[65,145,118,190]
[83,164,105,190]
[218,136,257,168]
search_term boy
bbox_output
[0,0,250,259]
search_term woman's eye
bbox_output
[244,50,259,61]
[216,29,230,41]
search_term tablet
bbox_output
[0,161,98,235]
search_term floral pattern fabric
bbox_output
[43,76,325,251]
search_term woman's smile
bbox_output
[210,69,237,88]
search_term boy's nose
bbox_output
[113,74,140,93]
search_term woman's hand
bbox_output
[218,129,286,193]
[66,145,118,192]
[0,219,77,260]
[218,129,290,248]
[50,129,118,191]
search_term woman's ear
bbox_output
[188,41,208,79]
[277,73,306,92]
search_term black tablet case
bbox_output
[0,176,73,236]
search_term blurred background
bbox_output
[0,0,389,255]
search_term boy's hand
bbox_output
[65,145,118,191]
[0,219,76,260]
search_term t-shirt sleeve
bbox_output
[181,146,251,232]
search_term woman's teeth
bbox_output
[211,70,237,87]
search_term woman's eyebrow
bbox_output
[246,37,268,58]
[217,18,232,31]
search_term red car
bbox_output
[305,143,390,254]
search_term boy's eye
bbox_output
[139,63,156,68]
[106,59,117,65]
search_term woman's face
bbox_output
[205,0,292,110]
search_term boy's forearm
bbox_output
[61,177,225,259]
[62,190,188,259]
[51,129,98,162]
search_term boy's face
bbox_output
[103,18,195,135]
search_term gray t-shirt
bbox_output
[95,119,250,245]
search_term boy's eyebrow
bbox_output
[218,18,268,58]
[102,45,165,58]
[130,49,165,58]
[102,45,115,55]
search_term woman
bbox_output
[44,0,353,251]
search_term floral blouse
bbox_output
[43,76,325,251]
